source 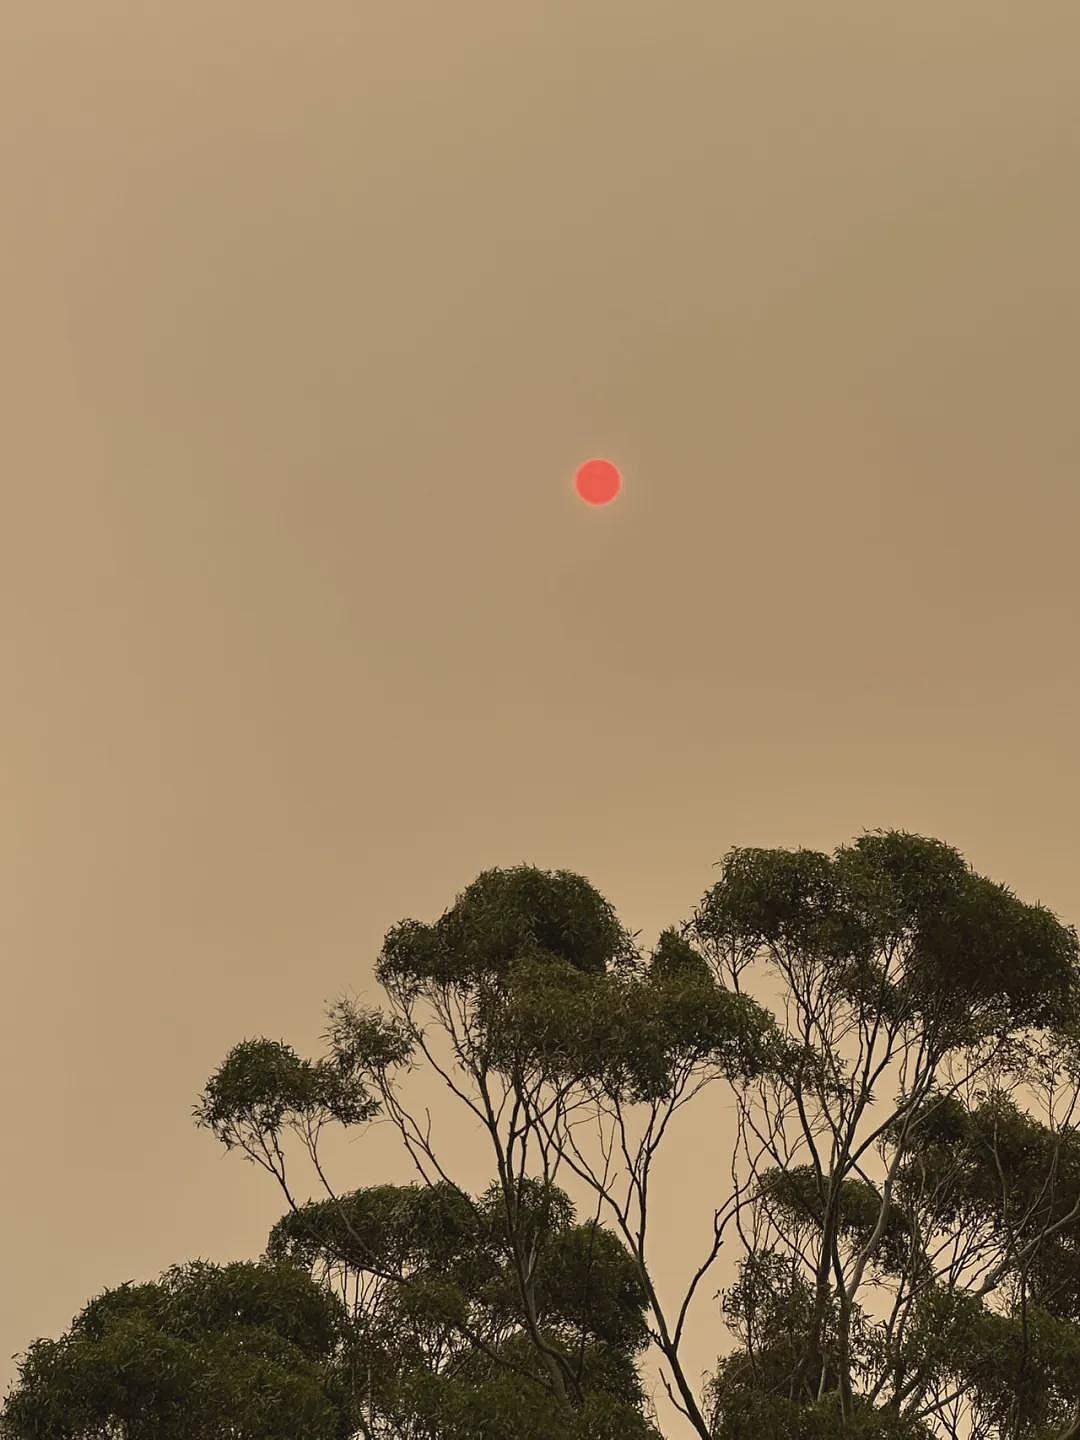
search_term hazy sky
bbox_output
[3,3,1079,1431]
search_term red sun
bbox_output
[574,458,622,505]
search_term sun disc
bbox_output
[574,458,622,505]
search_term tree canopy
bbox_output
[5,830,1080,1439]
[0,1260,354,1439]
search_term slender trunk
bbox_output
[796,1176,842,1404]
[482,1072,582,1412]
[633,1258,713,1440]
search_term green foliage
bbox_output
[891,1090,1080,1256]
[1029,1238,1080,1326]
[322,998,414,1078]
[648,928,714,984]
[195,1037,378,1149]
[376,864,637,996]
[266,1179,485,1278]
[693,845,841,958]
[692,830,1080,1046]
[535,1223,651,1352]
[74,1259,345,1359]
[758,1165,921,1278]
[709,1253,932,1437]
[900,1285,1080,1432]
[482,946,783,1102]
[266,1177,655,1434]
[0,1262,353,1440]
[707,1379,934,1440]
[398,1363,662,1439]
[189,839,1080,1436]
[22,833,1080,1437]
[716,1250,849,1401]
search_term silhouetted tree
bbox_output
[6,830,1079,1439]
[192,833,1080,1437]
[0,1260,355,1439]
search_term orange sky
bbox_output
[3,5,1079,1432]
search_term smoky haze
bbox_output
[3,4,1079,1434]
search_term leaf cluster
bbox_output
[0,1261,353,1440]
[195,1037,380,1150]
[376,865,637,998]
[266,1177,655,1433]
[692,831,1080,1045]
[480,932,784,1102]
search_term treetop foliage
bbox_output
[375,865,638,995]
[6,830,1080,1439]
[1,1261,353,1440]
[692,833,1080,1042]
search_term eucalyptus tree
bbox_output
[0,1190,657,1440]
[195,832,1080,1438]
[0,1259,356,1439]
[195,870,674,1437]
[692,834,1080,1439]
[264,1177,660,1438]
